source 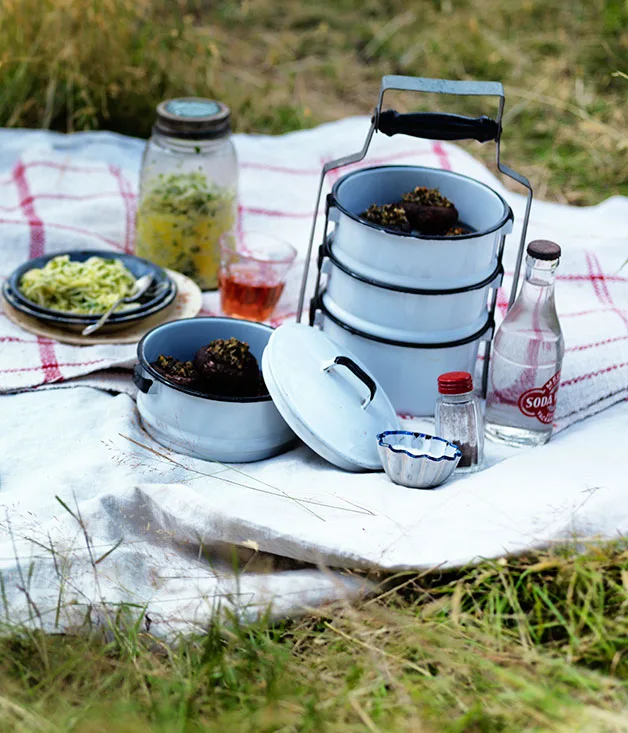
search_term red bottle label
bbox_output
[517,372,561,425]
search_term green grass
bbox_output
[1,0,628,729]
[0,0,626,203]
[2,543,628,731]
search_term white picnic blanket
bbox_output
[1,121,627,636]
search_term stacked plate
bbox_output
[310,165,514,416]
[3,250,177,334]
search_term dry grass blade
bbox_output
[0,694,50,731]
[118,433,376,518]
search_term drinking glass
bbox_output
[219,231,297,322]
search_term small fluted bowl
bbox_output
[377,431,462,489]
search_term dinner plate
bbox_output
[7,250,174,322]
[2,279,177,334]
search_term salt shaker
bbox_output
[435,371,483,472]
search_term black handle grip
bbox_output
[317,243,326,270]
[133,364,153,394]
[309,293,321,327]
[326,356,377,408]
[377,110,500,143]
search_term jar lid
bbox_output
[261,323,399,471]
[154,98,231,140]
[527,240,561,261]
[437,371,473,394]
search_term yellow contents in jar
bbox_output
[135,171,236,290]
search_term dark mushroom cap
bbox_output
[401,186,455,208]
[194,337,262,397]
[152,354,199,388]
[401,202,458,235]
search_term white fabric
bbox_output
[2,120,628,429]
[1,122,628,635]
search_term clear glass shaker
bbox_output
[135,98,238,291]
[484,240,564,447]
[435,371,483,472]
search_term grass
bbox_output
[0,0,626,203]
[2,542,628,731]
[1,0,628,730]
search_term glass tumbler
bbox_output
[219,231,297,322]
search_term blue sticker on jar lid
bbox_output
[165,99,221,118]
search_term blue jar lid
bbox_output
[155,98,231,140]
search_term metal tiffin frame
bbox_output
[296,75,534,396]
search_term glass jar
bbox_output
[434,371,483,472]
[135,98,238,290]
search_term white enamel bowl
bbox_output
[329,165,513,290]
[320,238,502,336]
[134,317,296,463]
[314,296,493,416]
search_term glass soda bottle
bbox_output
[484,240,564,447]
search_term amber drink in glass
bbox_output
[219,232,297,322]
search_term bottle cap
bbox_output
[527,240,561,261]
[154,98,231,140]
[437,371,473,395]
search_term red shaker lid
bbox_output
[437,371,473,395]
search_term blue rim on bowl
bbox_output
[2,279,177,333]
[376,431,462,489]
[377,430,462,461]
[136,316,275,403]
[7,250,175,321]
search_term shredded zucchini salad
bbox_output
[135,171,236,291]
[18,255,136,315]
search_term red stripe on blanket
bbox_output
[240,206,317,219]
[561,307,628,318]
[587,250,628,330]
[13,162,45,259]
[561,361,628,388]
[557,274,628,283]
[269,312,297,327]
[109,164,136,254]
[504,270,628,284]
[26,160,108,174]
[0,218,125,251]
[431,141,452,171]
[35,338,62,383]
[13,160,63,383]
[496,287,509,316]
[503,270,628,285]
[0,159,116,189]
[566,334,628,352]
[0,191,127,213]
[239,148,436,177]
[0,358,107,375]
[0,335,38,344]
[237,203,244,242]
[240,161,321,176]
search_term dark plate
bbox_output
[12,278,178,323]
[2,280,177,334]
[8,250,174,322]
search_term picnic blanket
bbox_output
[1,121,627,636]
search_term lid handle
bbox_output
[377,110,500,143]
[322,356,376,410]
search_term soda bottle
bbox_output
[484,240,564,447]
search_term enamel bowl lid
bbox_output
[262,323,399,472]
